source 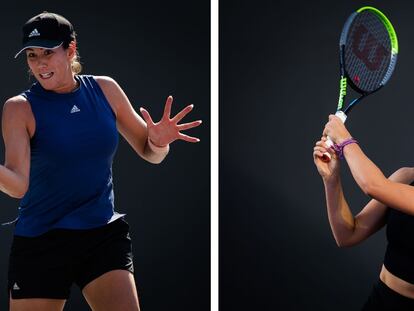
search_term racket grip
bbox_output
[320,111,348,163]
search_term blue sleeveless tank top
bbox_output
[15,75,125,237]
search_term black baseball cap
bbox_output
[14,12,75,58]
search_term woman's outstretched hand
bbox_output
[140,96,202,147]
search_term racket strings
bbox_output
[362,13,391,89]
[345,11,392,93]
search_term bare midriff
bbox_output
[380,265,414,299]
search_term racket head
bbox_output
[337,7,398,110]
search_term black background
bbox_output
[221,1,414,310]
[0,1,210,310]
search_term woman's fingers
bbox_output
[315,140,330,149]
[162,96,173,120]
[172,104,194,123]
[313,150,324,158]
[178,133,200,143]
[314,146,328,153]
[177,120,202,131]
[139,107,155,126]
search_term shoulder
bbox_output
[93,76,127,117]
[93,75,119,91]
[2,95,34,136]
[2,95,33,119]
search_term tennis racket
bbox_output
[321,6,398,162]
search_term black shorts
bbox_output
[7,217,134,300]
[361,279,414,311]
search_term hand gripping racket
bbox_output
[322,6,398,162]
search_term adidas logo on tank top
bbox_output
[70,105,80,113]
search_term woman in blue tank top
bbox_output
[5,12,201,311]
[313,116,414,310]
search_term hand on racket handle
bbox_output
[321,111,347,162]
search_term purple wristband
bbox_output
[332,138,358,159]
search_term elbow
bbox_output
[12,193,25,199]
[140,151,166,164]
[146,158,164,165]
[336,240,354,248]
[10,190,26,199]
[10,182,28,199]
[334,234,357,248]
[335,239,346,248]
[140,150,168,165]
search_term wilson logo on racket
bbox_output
[352,24,388,71]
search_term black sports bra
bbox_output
[384,181,414,283]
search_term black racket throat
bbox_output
[340,84,383,115]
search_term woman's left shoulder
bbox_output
[93,75,118,89]
[91,76,126,117]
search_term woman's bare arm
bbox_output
[0,96,31,198]
[324,167,414,247]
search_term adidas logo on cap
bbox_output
[28,28,40,38]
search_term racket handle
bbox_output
[320,111,347,163]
